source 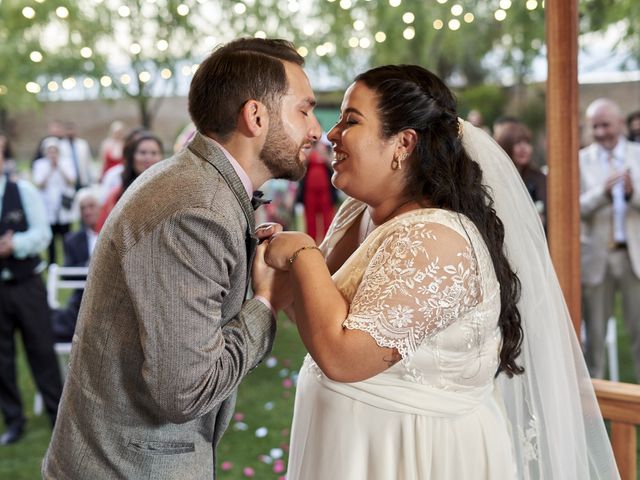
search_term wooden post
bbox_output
[546,0,581,335]
[593,379,640,480]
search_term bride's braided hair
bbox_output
[355,65,524,377]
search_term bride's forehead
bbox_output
[340,83,377,111]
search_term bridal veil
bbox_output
[460,119,620,479]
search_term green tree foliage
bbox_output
[0,0,635,130]
[0,0,107,130]
[580,0,640,69]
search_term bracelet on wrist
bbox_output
[288,245,321,265]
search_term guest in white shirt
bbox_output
[32,137,77,265]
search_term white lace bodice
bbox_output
[315,198,502,392]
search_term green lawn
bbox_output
[0,314,638,478]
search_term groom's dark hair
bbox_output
[189,38,304,141]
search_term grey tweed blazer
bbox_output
[43,133,275,479]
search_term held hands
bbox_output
[252,222,292,312]
[605,169,633,197]
[263,231,317,271]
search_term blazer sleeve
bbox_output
[579,150,610,218]
[122,207,275,424]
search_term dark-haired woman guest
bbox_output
[96,133,163,231]
[495,121,548,230]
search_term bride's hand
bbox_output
[264,231,316,271]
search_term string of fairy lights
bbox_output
[4,0,545,100]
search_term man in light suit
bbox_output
[580,98,640,380]
[43,38,321,478]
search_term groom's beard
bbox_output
[260,114,307,181]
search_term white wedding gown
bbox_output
[287,198,517,480]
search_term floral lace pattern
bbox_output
[343,220,481,361]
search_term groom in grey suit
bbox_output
[43,38,321,478]
[580,98,640,380]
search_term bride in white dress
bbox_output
[261,65,618,479]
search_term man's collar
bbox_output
[206,137,254,199]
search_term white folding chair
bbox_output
[34,264,89,415]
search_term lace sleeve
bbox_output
[343,220,481,360]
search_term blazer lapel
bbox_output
[187,132,259,276]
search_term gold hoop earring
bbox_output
[392,152,408,171]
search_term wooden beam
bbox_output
[546,0,581,335]
[592,379,640,424]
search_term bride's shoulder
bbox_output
[390,207,470,230]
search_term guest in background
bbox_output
[99,120,126,179]
[32,137,77,265]
[59,121,94,190]
[495,121,547,230]
[0,147,61,445]
[50,187,102,343]
[580,98,640,380]
[100,126,146,199]
[32,120,65,164]
[492,115,520,140]
[0,132,16,178]
[466,109,490,133]
[627,110,640,143]
[296,138,337,243]
[96,132,163,231]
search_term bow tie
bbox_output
[251,190,271,210]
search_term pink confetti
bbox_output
[243,466,255,477]
[234,412,245,421]
[273,459,286,473]
[282,378,293,389]
[281,428,290,436]
[221,461,233,471]
[283,359,291,367]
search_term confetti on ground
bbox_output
[255,426,268,438]
[269,447,284,459]
[221,461,233,471]
[278,368,290,378]
[233,422,248,431]
[273,459,286,474]
[264,401,274,411]
[265,357,278,368]
[243,466,255,477]
[282,378,293,389]
[234,412,245,421]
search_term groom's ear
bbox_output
[238,100,268,138]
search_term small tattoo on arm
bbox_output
[383,349,401,367]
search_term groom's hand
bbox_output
[252,241,292,312]
[255,222,283,243]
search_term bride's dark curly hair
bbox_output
[355,65,524,377]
